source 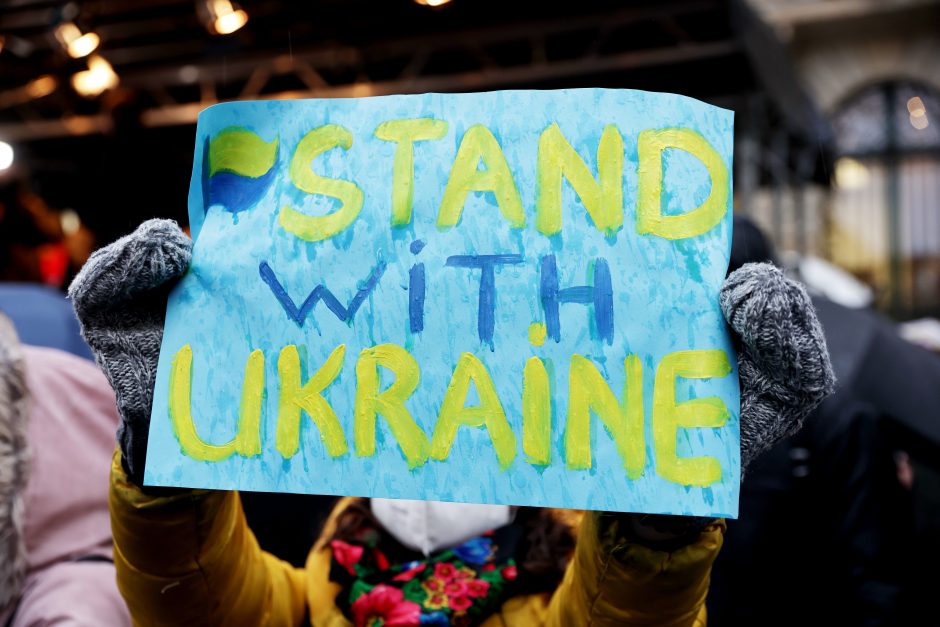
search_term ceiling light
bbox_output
[201,0,249,35]
[55,22,100,59]
[25,75,57,99]
[415,0,452,5]
[68,32,99,58]
[215,9,248,35]
[0,142,13,171]
[910,114,929,130]
[71,54,119,97]
[60,208,81,236]
[907,96,926,118]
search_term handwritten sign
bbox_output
[145,89,739,517]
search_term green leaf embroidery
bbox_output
[348,579,373,605]
[402,579,426,603]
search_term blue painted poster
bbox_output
[145,88,740,517]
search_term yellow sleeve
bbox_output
[108,449,308,626]
[545,512,726,627]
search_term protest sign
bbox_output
[145,88,739,517]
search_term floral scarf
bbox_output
[329,522,528,627]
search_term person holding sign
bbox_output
[69,90,834,626]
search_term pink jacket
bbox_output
[2,346,129,626]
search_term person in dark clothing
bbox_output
[707,216,906,626]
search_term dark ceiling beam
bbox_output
[104,40,209,66]
[140,39,735,127]
[84,0,193,18]
[3,0,61,7]
[0,37,736,140]
[359,1,717,58]
[104,2,718,90]
[0,6,59,30]
[117,46,362,88]
[0,114,111,140]
[139,39,733,126]
[0,0,188,29]
[2,1,718,67]
[94,15,196,40]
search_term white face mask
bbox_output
[370,498,512,556]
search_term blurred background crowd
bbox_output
[0,0,937,625]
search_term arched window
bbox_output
[830,80,940,318]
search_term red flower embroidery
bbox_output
[449,594,473,612]
[455,567,475,580]
[424,592,449,610]
[330,540,364,576]
[423,577,445,593]
[434,562,458,581]
[481,563,496,573]
[392,563,426,582]
[444,580,468,596]
[466,579,490,598]
[501,565,518,581]
[351,585,421,627]
[373,548,390,571]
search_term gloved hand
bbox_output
[68,219,191,486]
[624,261,835,548]
[721,262,835,469]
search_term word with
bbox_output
[259,251,612,349]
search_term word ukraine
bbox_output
[148,90,739,516]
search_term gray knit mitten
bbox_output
[68,219,191,486]
[721,262,835,470]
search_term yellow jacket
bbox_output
[110,452,725,626]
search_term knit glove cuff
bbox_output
[69,219,192,485]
